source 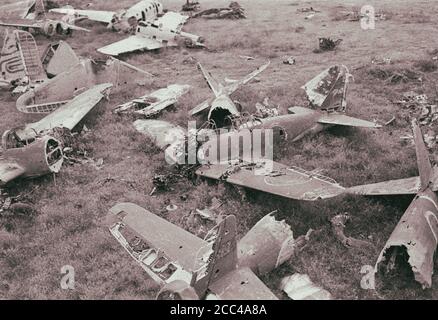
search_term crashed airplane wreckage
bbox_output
[107,202,310,299]
[97,20,205,56]
[193,2,246,20]
[50,0,168,33]
[197,65,381,163]
[0,0,89,37]
[0,83,112,185]
[347,119,438,289]
[114,84,191,117]
[190,61,271,128]
[0,30,147,112]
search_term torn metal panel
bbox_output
[375,189,438,288]
[108,202,281,300]
[280,274,332,300]
[13,83,112,142]
[302,65,348,111]
[196,160,345,201]
[238,212,296,274]
[0,136,63,185]
[114,84,190,117]
[42,41,81,77]
[0,0,37,20]
[330,213,374,249]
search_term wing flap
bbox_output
[197,161,345,201]
[208,267,277,300]
[15,83,112,141]
[98,36,161,56]
[318,114,381,128]
[109,203,207,271]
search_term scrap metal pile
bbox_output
[0,0,437,301]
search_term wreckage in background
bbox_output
[107,202,309,299]
[0,83,112,185]
[0,0,89,37]
[50,0,166,33]
[193,2,246,19]
[97,19,204,56]
[348,119,438,289]
[190,61,270,127]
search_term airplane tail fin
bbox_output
[34,0,47,18]
[412,118,433,191]
[193,215,238,294]
[197,62,222,97]
[0,30,26,85]
[302,65,349,113]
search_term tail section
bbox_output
[303,65,349,112]
[0,30,26,85]
[193,215,238,294]
[34,0,47,18]
[412,118,433,191]
[197,62,222,97]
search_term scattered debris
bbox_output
[165,204,178,212]
[255,98,279,118]
[280,274,332,300]
[313,37,343,53]
[330,213,374,249]
[193,2,246,19]
[239,55,255,61]
[282,56,296,65]
[114,84,191,117]
[368,67,422,84]
[182,0,200,12]
[194,197,223,221]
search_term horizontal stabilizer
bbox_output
[49,8,116,24]
[318,114,381,128]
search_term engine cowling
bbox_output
[43,21,57,36]
[156,280,200,300]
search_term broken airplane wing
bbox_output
[196,161,345,201]
[114,84,190,116]
[97,35,162,56]
[13,83,112,142]
[49,8,116,24]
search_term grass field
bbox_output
[1,0,438,300]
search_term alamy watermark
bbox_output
[60,265,75,290]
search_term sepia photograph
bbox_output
[0,0,436,309]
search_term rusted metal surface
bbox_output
[238,212,296,274]
[196,160,345,201]
[280,274,332,300]
[0,136,63,185]
[114,84,190,117]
